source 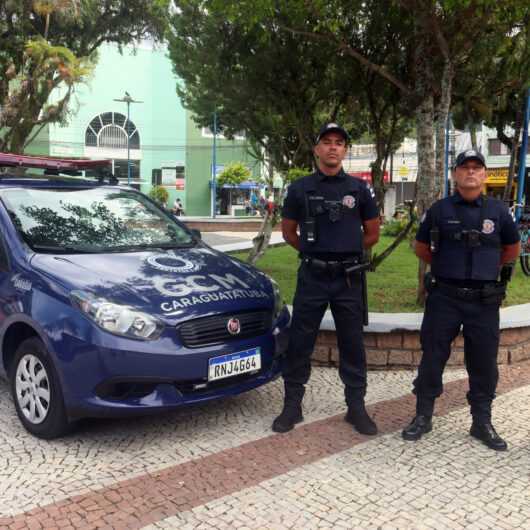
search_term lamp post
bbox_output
[113,92,143,186]
[515,88,530,223]
[211,110,218,218]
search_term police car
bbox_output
[0,153,289,438]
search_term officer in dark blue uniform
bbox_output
[272,123,380,434]
[402,149,521,450]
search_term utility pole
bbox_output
[211,110,218,217]
[113,92,143,186]
[516,88,530,222]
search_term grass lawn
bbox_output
[232,235,530,312]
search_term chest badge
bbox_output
[482,219,495,234]
[342,195,356,209]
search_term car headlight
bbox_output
[268,277,284,318]
[71,290,163,340]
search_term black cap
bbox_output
[315,122,349,144]
[454,149,486,168]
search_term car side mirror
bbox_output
[190,228,201,240]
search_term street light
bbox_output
[113,92,143,186]
[211,110,218,218]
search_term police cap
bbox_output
[315,123,350,145]
[454,149,486,168]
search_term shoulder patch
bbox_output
[342,195,356,209]
[482,219,495,234]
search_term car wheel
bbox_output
[10,337,72,439]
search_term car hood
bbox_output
[31,246,274,324]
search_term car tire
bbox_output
[9,337,72,439]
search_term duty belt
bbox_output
[437,279,506,302]
[436,281,483,301]
[302,256,370,278]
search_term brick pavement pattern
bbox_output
[0,363,529,529]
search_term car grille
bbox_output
[178,310,273,348]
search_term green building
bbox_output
[27,41,260,216]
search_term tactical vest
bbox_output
[299,173,364,254]
[430,196,502,281]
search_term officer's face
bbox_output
[314,133,347,173]
[453,160,487,193]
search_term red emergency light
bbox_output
[0,152,111,171]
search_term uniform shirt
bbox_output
[282,168,379,260]
[416,192,520,286]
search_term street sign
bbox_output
[398,166,409,177]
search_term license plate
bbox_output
[208,347,261,381]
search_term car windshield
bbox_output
[0,187,194,253]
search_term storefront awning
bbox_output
[210,181,261,189]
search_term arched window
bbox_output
[85,112,140,149]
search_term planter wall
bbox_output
[184,219,281,232]
[312,327,530,369]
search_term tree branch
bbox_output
[279,24,412,95]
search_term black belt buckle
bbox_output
[326,261,343,276]
[454,286,481,301]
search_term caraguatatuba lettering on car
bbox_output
[0,152,290,439]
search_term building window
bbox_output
[488,138,530,155]
[85,112,140,149]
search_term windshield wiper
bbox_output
[31,244,100,254]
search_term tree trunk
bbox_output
[434,60,454,200]
[247,160,279,265]
[470,124,478,150]
[370,156,386,214]
[415,96,436,306]
[503,109,523,203]
[415,95,436,216]
[247,210,276,265]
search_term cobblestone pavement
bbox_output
[1,362,529,529]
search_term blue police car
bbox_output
[0,153,289,438]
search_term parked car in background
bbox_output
[0,153,289,438]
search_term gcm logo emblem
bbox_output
[227,318,241,335]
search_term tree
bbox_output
[169,0,415,263]
[216,162,251,188]
[451,11,530,202]
[0,0,170,153]
[257,0,528,300]
[149,185,169,207]
[168,0,366,263]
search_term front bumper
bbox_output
[58,306,290,420]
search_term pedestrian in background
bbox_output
[172,197,184,216]
[272,123,380,435]
[402,149,520,450]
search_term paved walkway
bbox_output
[1,234,529,529]
[1,362,530,529]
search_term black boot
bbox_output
[402,415,432,441]
[272,383,304,433]
[345,404,378,435]
[470,422,508,451]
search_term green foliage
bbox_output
[149,185,169,206]
[217,162,251,188]
[382,218,408,237]
[381,208,417,237]
[232,236,530,312]
[0,0,170,152]
[168,0,367,172]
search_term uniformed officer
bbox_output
[402,149,521,450]
[272,123,380,434]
